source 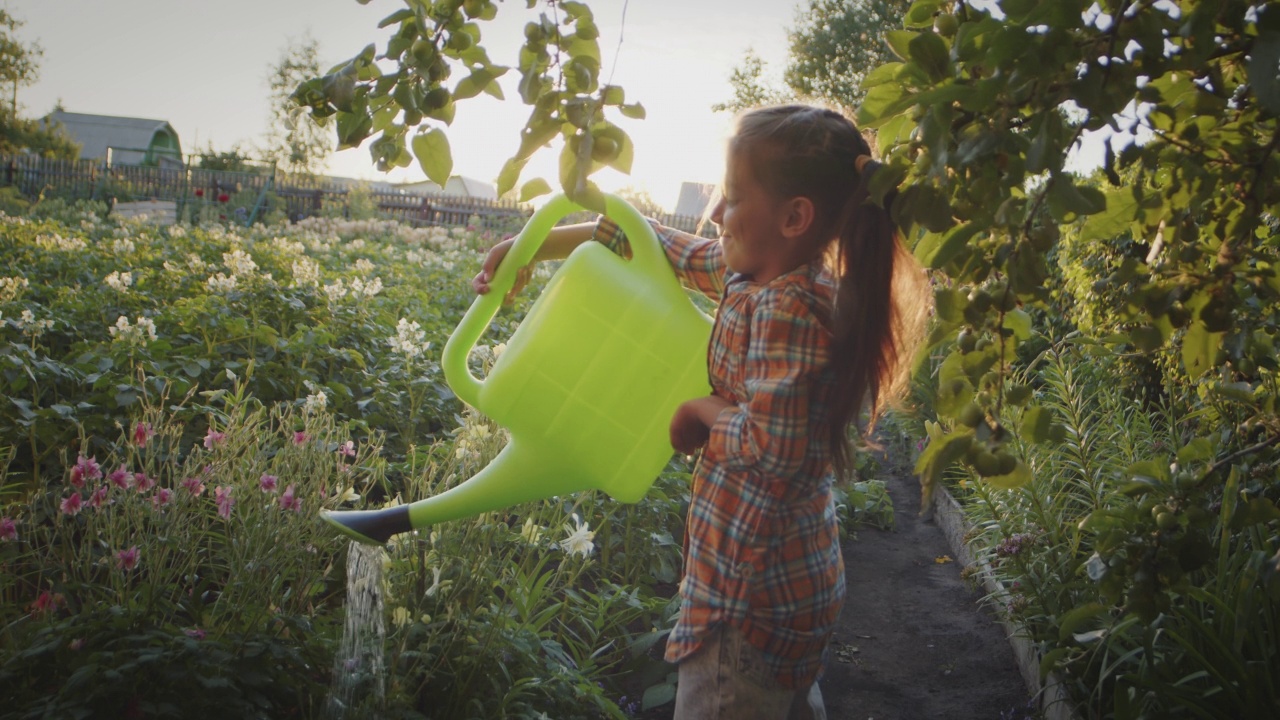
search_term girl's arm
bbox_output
[472,222,596,301]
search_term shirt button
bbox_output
[734,561,754,578]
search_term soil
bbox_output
[820,468,1033,720]
[639,463,1034,720]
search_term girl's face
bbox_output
[709,149,793,283]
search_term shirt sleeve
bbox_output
[592,216,727,301]
[706,290,829,479]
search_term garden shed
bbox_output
[42,110,183,168]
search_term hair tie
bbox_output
[854,155,874,175]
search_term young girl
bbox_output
[474,104,930,720]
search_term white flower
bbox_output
[222,249,258,277]
[560,513,596,557]
[391,606,412,627]
[185,254,206,272]
[291,258,320,288]
[0,276,28,303]
[206,272,237,293]
[491,343,507,361]
[16,309,53,337]
[104,271,133,292]
[302,381,328,414]
[349,276,382,297]
[388,318,428,359]
[36,233,86,252]
[107,315,155,344]
[322,279,348,303]
[167,224,187,239]
[112,238,135,254]
[354,258,374,274]
[336,486,361,504]
[521,517,544,545]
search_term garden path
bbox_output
[820,462,1033,720]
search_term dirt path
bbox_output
[821,468,1032,720]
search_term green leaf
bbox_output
[619,102,646,119]
[1181,320,1221,379]
[1175,437,1214,464]
[1020,405,1054,444]
[983,460,1032,489]
[519,177,552,203]
[914,429,974,490]
[1003,309,1032,340]
[904,0,945,28]
[908,31,951,82]
[886,30,918,62]
[1078,188,1140,243]
[641,681,676,710]
[412,128,452,186]
[496,157,528,197]
[453,67,508,101]
[914,222,979,270]
[1047,179,1107,222]
[1057,603,1107,643]
[1128,459,1171,484]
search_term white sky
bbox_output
[14,0,802,211]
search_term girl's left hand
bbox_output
[669,395,732,455]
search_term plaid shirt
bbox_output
[594,217,845,689]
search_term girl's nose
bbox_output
[709,198,725,228]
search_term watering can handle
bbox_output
[441,193,677,409]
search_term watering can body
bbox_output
[323,194,713,545]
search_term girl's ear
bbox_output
[780,196,816,240]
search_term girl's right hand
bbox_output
[472,237,532,303]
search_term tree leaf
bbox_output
[1181,320,1222,379]
[412,128,452,186]
[1020,406,1054,444]
[496,156,528,197]
[519,177,552,203]
[886,30,918,63]
[620,102,646,119]
[908,31,950,82]
[914,222,979,270]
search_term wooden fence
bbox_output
[0,154,713,236]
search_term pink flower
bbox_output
[214,485,234,520]
[279,484,301,513]
[69,455,102,489]
[259,474,279,493]
[293,431,308,445]
[181,476,206,496]
[184,627,206,640]
[109,467,133,491]
[133,473,155,494]
[151,487,173,509]
[115,546,140,571]
[87,485,110,510]
[30,590,63,617]
[60,493,83,516]
[0,516,17,541]
[204,429,226,450]
[68,638,84,651]
[339,440,356,458]
[133,422,155,447]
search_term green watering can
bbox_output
[321,194,713,545]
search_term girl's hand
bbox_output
[472,236,532,303]
[669,395,732,455]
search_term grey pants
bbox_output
[672,625,827,720]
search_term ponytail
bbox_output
[827,170,929,479]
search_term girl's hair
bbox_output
[730,104,931,480]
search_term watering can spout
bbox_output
[320,440,583,545]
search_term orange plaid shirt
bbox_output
[594,217,845,689]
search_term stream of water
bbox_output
[323,542,387,719]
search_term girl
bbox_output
[473,104,930,720]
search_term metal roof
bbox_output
[42,111,182,161]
